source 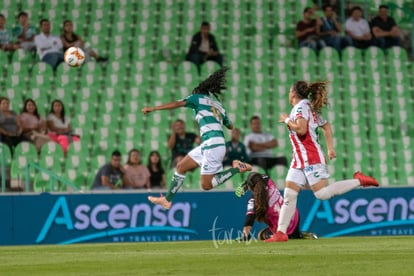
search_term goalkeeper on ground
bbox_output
[235,172,317,241]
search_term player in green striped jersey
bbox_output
[142,68,252,209]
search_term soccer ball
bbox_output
[64,47,86,67]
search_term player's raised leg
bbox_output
[201,160,252,190]
[148,155,198,210]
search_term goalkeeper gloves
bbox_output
[235,181,248,197]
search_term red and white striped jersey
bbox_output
[287,99,327,168]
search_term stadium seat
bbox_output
[0,142,12,167]
[13,142,38,159]
[40,142,65,165]
[10,154,37,190]
[1,0,413,191]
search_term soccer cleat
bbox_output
[354,171,379,187]
[258,228,274,240]
[301,232,319,240]
[232,160,252,173]
[148,195,172,210]
[264,231,289,242]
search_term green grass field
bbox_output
[1,237,413,275]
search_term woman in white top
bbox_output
[46,99,79,154]
[19,99,49,151]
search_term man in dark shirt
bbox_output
[168,119,200,167]
[91,150,123,190]
[370,4,402,50]
[223,128,249,167]
[318,4,353,53]
[186,21,223,73]
[296,7,326,51]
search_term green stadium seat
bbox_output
[387,46,408,62]
[365,46,385,62]
[72,100,97,116]
[177,61,200,87]
[40,142,65,165]
[64,154,88,187]
[12,49,36,64]
[342,47,363,61]
[10,154,37,191]
[296,47,317,64]
[319,47,340,64]
[0,142,12,167]
[13,142,38,159]
[5,72,27,92]
[153,61,176,88]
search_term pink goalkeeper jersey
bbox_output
[287,99,327,169]
[247,178,299,235]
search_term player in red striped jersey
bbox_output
[266,80,379,242]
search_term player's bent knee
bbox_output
[314,188,332,200]
[201,182,213,190]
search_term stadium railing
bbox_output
[25,162,79,192]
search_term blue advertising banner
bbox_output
[299,187,414,237]
[0,187,413,245]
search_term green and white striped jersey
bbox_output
[183,94,232,149]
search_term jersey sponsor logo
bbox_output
[304,165,314,173]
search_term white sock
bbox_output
[314,179,359,200]
[277,187,298,233]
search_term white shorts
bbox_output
[286,163,330,187]
[188,145,225,175]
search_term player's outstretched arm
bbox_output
[321,122,336,160]
[142,100,186,114]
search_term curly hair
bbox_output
[293,80,329,113]
[192,67,228,99]
[246,173,269,224]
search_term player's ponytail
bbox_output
[192,67,228,99]
[247,173,269,224]
[307,81,328,113]
[293,80,328,113]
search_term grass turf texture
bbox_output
[1,237,413,275]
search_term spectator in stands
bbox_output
[0,97,24,154]
[61,20,108,62]
[13,11,37,51]
[296,7,326,51]
[122,149,151,189]
[345,6,373,49]
[223,128,249,167]
[0,14,19,52]
[147,150,166,189]
[168,119,200,167]
[34,18,64,70]
[186,21,223,73]
[91,150,123,190]
[244,116,288,175]
[46,99,79,155]
[19,99,50,152]
[318,4,353,53]
[370,4,402,50]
